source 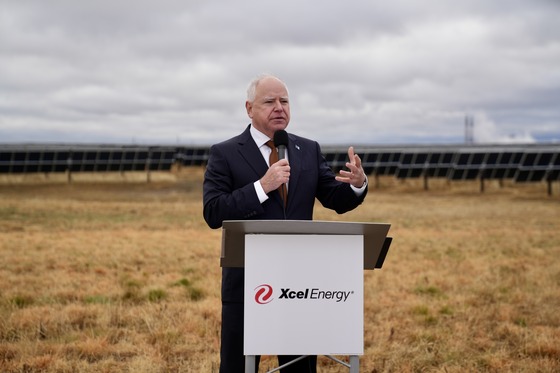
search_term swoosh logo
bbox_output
[254,284,274,304]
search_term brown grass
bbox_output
[1,170,559,372]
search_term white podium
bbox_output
[221,220,392,373]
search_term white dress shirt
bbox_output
[250,125,276,203]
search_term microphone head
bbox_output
[273,130,289,148]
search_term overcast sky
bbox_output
[1,0,559,146]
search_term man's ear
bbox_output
[245,101,253,118]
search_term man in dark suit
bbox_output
[203,74,368,372]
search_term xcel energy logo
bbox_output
[254,284,354,305]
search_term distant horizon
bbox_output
[1,124,559,147]
[2,139,558,149]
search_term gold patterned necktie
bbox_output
[266,140,287,207]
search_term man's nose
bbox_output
[273,100,283,110]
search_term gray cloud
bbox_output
[1,0,559,145]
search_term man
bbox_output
[203,74,368,372]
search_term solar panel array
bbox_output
[323,144,560,193]
[0,144,196,174]
[1,143,559,188]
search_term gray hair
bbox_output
[246,74,289,102]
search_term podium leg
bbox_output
[245,355,256,373]
[349,355,359,373]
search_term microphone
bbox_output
[273,129,289,215]
[273,130,289,160]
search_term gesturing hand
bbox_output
[335,146,366,188]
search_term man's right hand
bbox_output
[260,159,290,194]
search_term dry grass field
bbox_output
[1,169,559,372]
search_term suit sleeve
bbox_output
[203,144,265,229]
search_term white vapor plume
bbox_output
[473,113,536,144]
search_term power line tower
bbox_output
[465,115,474,144]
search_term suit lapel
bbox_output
[236,125,269,179]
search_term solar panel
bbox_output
[132,151,149,171]
[448,152,487,180]
[57,151,70,171]
[0,151,10,173]
[361,152,378,175]
[537,152,554,166]
[371,152,401,176]
[424,152,454,178]
[106,151,122,172]
[119,151,136,171]
[93,151,109,172]
[165,150,179,168]
[521,152,538,166]
[322,151,347,172]
[147,149,176,171]
[482,152,517,179]
[396,152,430,179]
[514,151,558,183]
[515,169,546,182]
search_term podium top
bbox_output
[220,220,391,269]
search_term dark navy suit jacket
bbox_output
[203,125,367,302]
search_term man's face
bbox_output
[246,77,290,139]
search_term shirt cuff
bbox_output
[350,178,367,196]
[254,180,269,203]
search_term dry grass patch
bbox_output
[1,170,559,372]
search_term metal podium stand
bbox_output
[221,220,392,373]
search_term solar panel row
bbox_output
[0,146,180,173]
[1,144,559,184]
[323,146,560,183]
